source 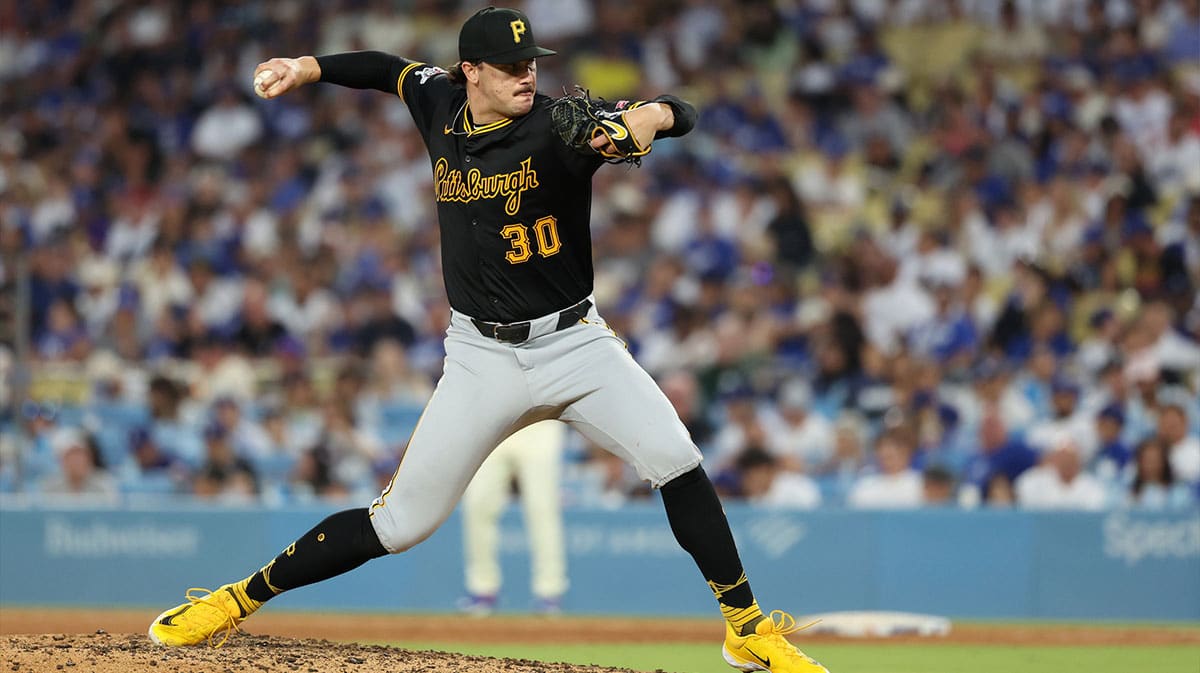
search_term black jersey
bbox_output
[315,51,694,323]
[398,60,605,322]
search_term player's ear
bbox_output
[462,60,481,85]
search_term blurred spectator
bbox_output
[36,299,91,361]
[74,257,121,340]
[130,241,193,328]
[522,0,594,44]
[922,465,957,507]
[314,401,384,493]
[983,472,1017,508]
[907,270,979,368]
[847,429,923,509]
[765,380,834,473]
[1092,403,1133,484]
[1140,301,1200,376]
[348,284,417,356]
[1077,309,1120,376]
[908,377,970,473]
[860,249,935,356]
[1157,400,1200,484]
[1163,0,1200,64]
[731,447,821,510]
[279,371,325,457]
[711,386,772,471]
[40,428,118,502]
[147,376,204,468]
[763,175,815,271]
[1128,436,1195,509]
[1112,50,1173,164]
[258,405,305,459]
[840,77,911,159]
[191,87,263,161]
[211,397,272,461]
[122,427,183,485]
[659,369,715,451]
[193,423,259,503]
[17,402,65,481]
[1026,376,1098,460]
[1153,112,1200,194]
[185,260,243,332]
[960,414,1039,507]
[288,446,347,502]
[1015,439,1108,510]
[231,278,287,357]
[270,264,341,342]
[576,444,650,509]
[363,338,434,408]
[188,332,257,403]
[827,412,868,481]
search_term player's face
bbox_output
[477,59,537,118]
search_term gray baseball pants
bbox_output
[368,298,703,553]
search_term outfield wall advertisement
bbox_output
[1,505,1196,620]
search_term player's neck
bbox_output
[465,91,507,125]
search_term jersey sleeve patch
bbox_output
[397,63,447,101]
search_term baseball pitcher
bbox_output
[148,8,828,672]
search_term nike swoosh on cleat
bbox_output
[157,605,192,626]
[745,646,770,667]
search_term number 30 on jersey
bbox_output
[501,215,561,264]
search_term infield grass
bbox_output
[391,640,1200,673]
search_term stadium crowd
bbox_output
[1,0,1198,511]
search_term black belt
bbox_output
[471,299,593,344]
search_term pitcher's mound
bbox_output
[2,632,644,673]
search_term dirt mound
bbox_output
[2,633,652,673]
[3,609,1197,650]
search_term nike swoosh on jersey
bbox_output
[444,125,453,135]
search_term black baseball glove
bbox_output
[549,86,650,165]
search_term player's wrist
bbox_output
[653,102,675,132]
[299,56,321,84]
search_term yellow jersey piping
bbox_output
[396,61,424,102]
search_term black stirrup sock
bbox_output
[244,507,388,603]
[660,466,756,610]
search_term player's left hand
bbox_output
[588,103,674,155]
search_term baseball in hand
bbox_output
[254,70,274,98]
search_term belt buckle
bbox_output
[493,322,528,344]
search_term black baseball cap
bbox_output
[459,7,556,64]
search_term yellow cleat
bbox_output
[722,610,829,673]
[148,585,258,647]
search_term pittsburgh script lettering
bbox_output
[434,157,539,216]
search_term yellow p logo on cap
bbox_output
[510,19,526,44]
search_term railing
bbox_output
[2,503,1196,620]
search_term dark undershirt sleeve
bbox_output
[316,51,406,94]
[650,95,697,139]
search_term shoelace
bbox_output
[764,610,821,636]
[762,611,822,663]
[184,587,242,648]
